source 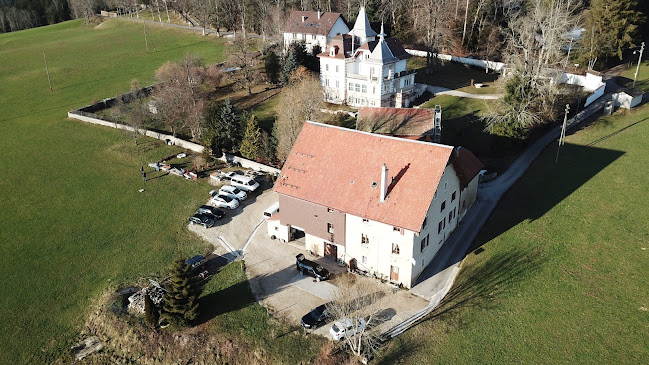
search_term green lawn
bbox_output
[0,18,305,363]
[200,262,325,364]
[377,103,649,364]
[621,59,649,92]
[420,95,522,172]
[408,56,499,94]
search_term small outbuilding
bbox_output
[612,88,644,109]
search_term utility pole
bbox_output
[633,42,645,88]
[555,104,570,165]
[43,51,52,91]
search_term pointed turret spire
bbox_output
[379,21,386,42]
[348,6,377,46]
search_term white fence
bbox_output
[405,49,506,72]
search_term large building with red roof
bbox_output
[268,122,483,288]
[317,7,424,108]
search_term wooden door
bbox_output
[325,243,337,258]
[390,265,399,281]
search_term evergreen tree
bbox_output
[240,115,262,160]
[162,254,202,326]
[582,0,645,67]
[144,292,159,328]
[282,52,299,85]
[219,98,242,152]
[264,51,281,85]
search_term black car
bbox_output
[198,205,226,220]
[189,213,215,228]
[185,255,207,269]
[301,304,329,329]
[296,253,330,281]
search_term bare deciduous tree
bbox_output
[326,275,390,358]
[276,73,323,161]
[228,35,262,95]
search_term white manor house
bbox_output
[315,7,423,108]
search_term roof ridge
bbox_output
[306,121,453,149]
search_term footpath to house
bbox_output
[384,88,614,338]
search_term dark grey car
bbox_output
[189,213,215,228]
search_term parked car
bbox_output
[230,174,260,192]
[296,253,330,281]
[185,255,207,269]
[329,318,366,340]
[212,170,244,182]
[189,213,215,228]
[210,194,239,210]
[215,185,247,201]
[301,304,329,329]
[197,205,226,219]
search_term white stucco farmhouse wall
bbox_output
[342,164,462,288]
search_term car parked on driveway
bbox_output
[185,255,207,269]
[329,318,366,340]
[301,304,330,329]
[296,253,330,281]
[197,205,226,219]
[189,213,215,228]
[210,194,239,210]
[214,185,247,201]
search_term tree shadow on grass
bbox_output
[473,142,625,250]
[196,264,299,325]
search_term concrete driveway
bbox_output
[245,227,428,336]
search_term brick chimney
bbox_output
[380,164,388,202]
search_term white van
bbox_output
[264,202,280,219]
[231,175,260,192]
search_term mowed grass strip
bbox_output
[0,19,230,362]
[377,103,649,364]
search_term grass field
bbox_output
[377,102,649,364]
[0,18,304,363]
[408,56,499,94]
[621,59,649,92]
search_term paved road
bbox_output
[426,85,503,100]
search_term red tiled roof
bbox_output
[318,34,352,59]
[282,11,345,36]
[274,122,453,232]
[452,147,484,189]
[357,107,436,136]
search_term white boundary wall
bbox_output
[68,111,281,174]
[405,49,605,106]
[405,49,506,72]
[68,111,205,152]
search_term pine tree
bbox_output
[240,115,262,160]
[219,98,242,152]
[582,0,645,66]
[144,292,159,328]
[282,52,298,85]
[264,51,281,85]
[162,254,202,326]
